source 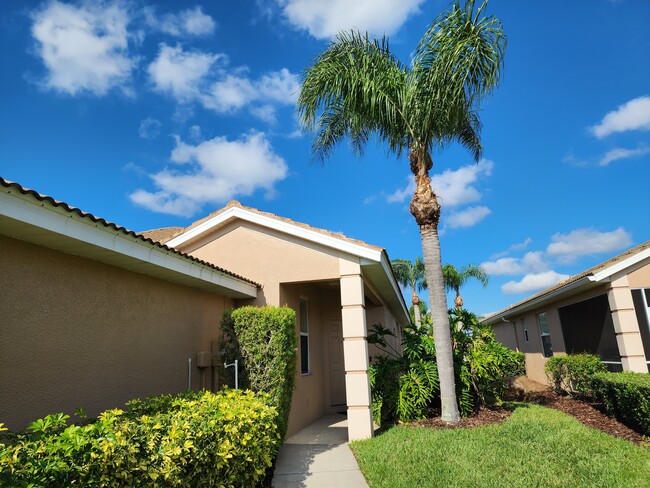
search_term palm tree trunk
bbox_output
[420,224,461,423]
[409,155,461,423]
[412,292,422,329]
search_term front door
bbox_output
[328,320,346,406]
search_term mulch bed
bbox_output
[409,377,649,447]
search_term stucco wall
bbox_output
[492,322,519,351]
[0,235,230,430]
[627,260,650,288]
[182,222,341,305]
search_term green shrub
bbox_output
[450,309,525,416]
[545,353,606,396]
[232,306,297,440]
[0,389,280,487]
[218,309,250,390]
[368,309,522,424]
[589,371,650,435]
[369,323,439,424]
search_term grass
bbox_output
[350,404,650,487]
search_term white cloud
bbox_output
[31,0,135,96]
[546,227,633,262]
[387,159,493,207]
[202,74,257,111]
[599,145,650,166]
[445,205,490,229]
[250,104,278,124]
[201,68,300,114]
[131,132,288,216]
[386,177,415,203]
[188,125,202,141]
[481,251,548,276]
[276,0,424,39]
[147,43,222,101]
[138,118,161,139]
[431,159,493,207]
[489,237,532,259]
[590,96,650,138]
[502,271,570,295]
[145,6,216,37]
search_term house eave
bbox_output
[0,190,258,299]
[483,275,601,326]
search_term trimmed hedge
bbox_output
[590,371,650,435]
[232,306,297,440]
[0,389,280,487]
[545,353,606,396]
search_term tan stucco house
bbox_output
[0,177,408,441]
[484,242,650,383]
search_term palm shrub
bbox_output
[231,306,297,440]
[368,323,439,424]
[450,309,524,416]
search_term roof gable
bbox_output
[166,200,384,262]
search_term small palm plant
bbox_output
[442,264,489,309]
[392,258,427,328]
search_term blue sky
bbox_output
[1,0,649,316]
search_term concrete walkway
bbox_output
[272,414,369,488]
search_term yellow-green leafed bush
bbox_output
[0,389,280,487]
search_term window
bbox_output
[299,298,310,374]
[521,318,529,342]
[537,312,553,358]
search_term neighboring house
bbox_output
[0,178,408,441]
[484,242,650,383]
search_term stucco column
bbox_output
[607,276,649,373]
[339,256,374,441]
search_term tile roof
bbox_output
[484,239,650,321]
[167,199,385,251]
[140,226,184,244]
[0,177,260,288]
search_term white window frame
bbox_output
[537,312,553,358]
[299,298,310,375]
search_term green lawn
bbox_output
[350,404,650,487]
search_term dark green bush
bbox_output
[545,353,606,396]
[589,371,650,435]
[231,306,297,440]
[0,389,280,487]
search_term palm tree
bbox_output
[392,258,427,328]
[297,0,505,423]
[443,264,489,309]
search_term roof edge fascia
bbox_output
[167,206,383,262]
[591,247,650,282]
[483,275,596,325]
[0,190,258,298]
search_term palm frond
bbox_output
[298,31,411,162]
